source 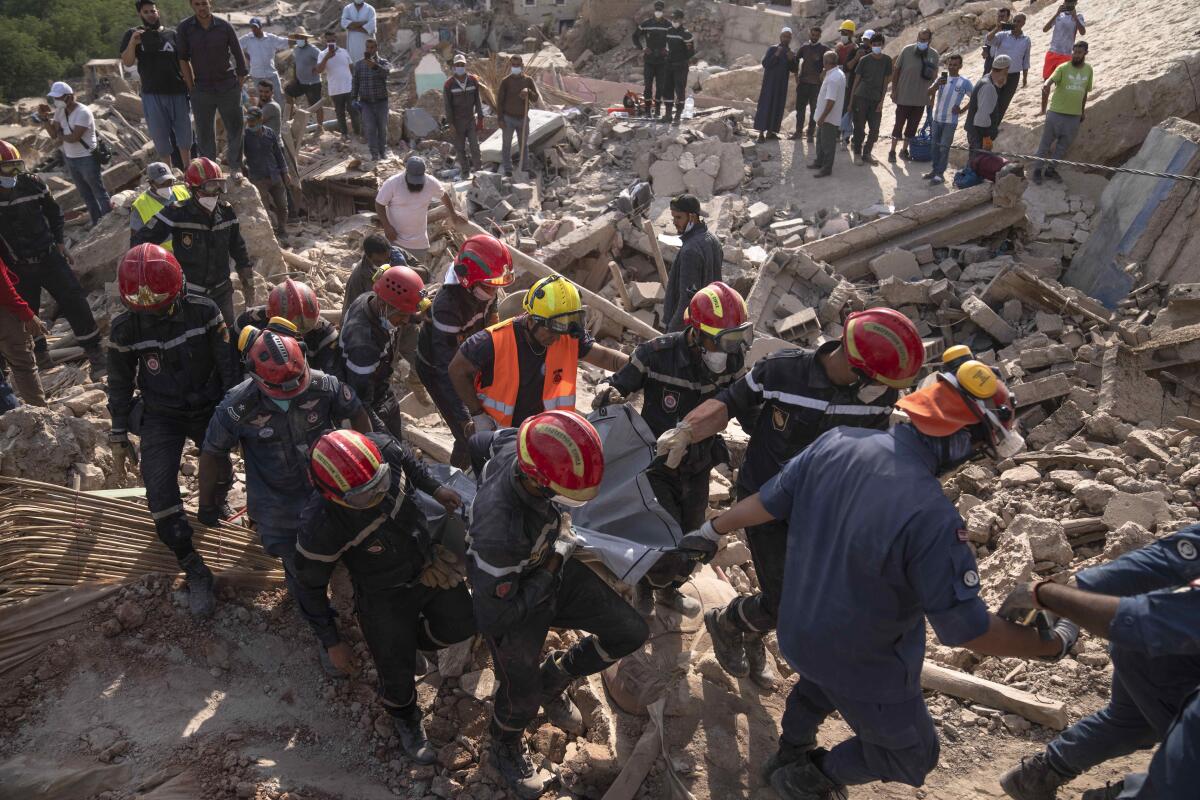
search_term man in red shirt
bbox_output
[0,254,46,406]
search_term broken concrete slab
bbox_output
[1006,514,1073,567]
[480,109,566,165]
[1102,491,1172,532]
[868,249,923,281]
[962,295,1017,344]
[628,281,664,310]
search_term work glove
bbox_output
[998,581,1079,662]
[591,385,626,411]
[551,512,579,561]
[419,544,463,589]
[471,413,498,434]
[997,580,1049,621]
[197,504,221,527]
[655,421,693,470]
[675,519,721,564]
[110,434,139,472]
[1036,613,1079,662]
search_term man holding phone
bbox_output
[120,0,192,170]
[1042,2,1086,79]
[925,54,972,184]
[316,30,355,137]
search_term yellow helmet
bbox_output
[523,275,585,336]
[839,20,856,33]
[956,360,999,399]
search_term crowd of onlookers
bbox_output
[754,2,1094,185]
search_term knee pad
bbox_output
[155,514,195,560]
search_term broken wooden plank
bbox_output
[1062,517,1108,538]
[1014,452,1129,472]
[921,661,1068,730]
[607,260,633,311]
[641,217,669,286]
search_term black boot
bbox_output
[654,101,662,119]
[539,650,584,735]
[770,748,847,800]
[745,632,780,691]
[660,102,673,122]
[179,551,216,617]
[704,607,749,677]
[85,344,107,378]
[999,753,1071,800]
[762,738,816,783]
[391,706,436,764]
[490,727,556,799]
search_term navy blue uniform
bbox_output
[338,291,410,438]
[236,305,341,374]
[1043,526,1200,798]
[294,432,475,712]
[714,341,898,634]
[759,424,990,787]
[633,16,672,107]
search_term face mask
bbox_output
[871,46,882,55]
[454,66,466,76]
[154,186,174,200]
[671,20,681,28]
[917,42,929,51]
[53,99,67,109]
[473,285,494,302]
[511,66,522,75]
[0,177,15,189]
[269,397,292,411]
[857,383,888,403]
[702,350,728,373]
[553,495,588,508]
[654,10,663,17]
[840,33,850,41]
[198,196,218,211]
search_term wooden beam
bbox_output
[641,217,669,286]
[921,661,1068,730]
[601,721,660,800]
[607,260,632,311]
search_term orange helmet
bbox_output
[516,411,605,505]
[243,326,310,399]
[309,430,392,508]
[184,157,225,193]
[373,265,426,314]
[267,278,321,333]
[453,234,515,290]
[684,281,754,353]
[896,361,1022,458]
[843,308,924,389]
[118,243,183,313]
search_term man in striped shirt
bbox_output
[925,53,973,185]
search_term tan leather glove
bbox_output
[591,385,627,411]
[655,421,693,470]
[419,544,463,590]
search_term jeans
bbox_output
[140,411,215,560]
[851,95,882,155]
[64,155,111,225]
[794,82,820,135]
[192,86,244,171]
[723,484,787,634]
[359,99,389,159]
[250,178,288,235]
[141,93,193,160]
[500,113,528,172]
[814,122,839,173]
[1033,110,1082,175]
[450,121,482,177]
[9,248,100,354]
[330,92,359,136]
[0,309,44,405]
[929,119,959,178]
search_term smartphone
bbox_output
[941,71,949,83]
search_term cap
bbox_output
[671,8,684,19]
[405,156,426,184]
[895,380,979,437]
[781,26,793,34]
[453,53,467,65]
[48,81,73,98]
[670,194,703,216]
[839,19,856,33]
[862,29,875,40]
[249,16,263,27]
[992,54,1012,70]
[653,0,665,8]
[146,162,173,184]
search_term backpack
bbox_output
[953,166,982,189]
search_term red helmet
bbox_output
[0,140,22,168]
[516,411,605,504]
[684,281,753,353]
[184,157,225,192]
[842,307,925,389]
[267,278,321,333]
[373,265,425,314]
[453,234,515,290]
[244,328,311,398]
[309,429,392,508]
[118,243,184,313]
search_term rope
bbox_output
[943,142,1200,184]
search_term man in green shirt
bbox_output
[1033,41,1091,184]
[849,32,892,166]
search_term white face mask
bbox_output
[198,196,218,211]
[857,383,888,403]
[671,20,681,28]
[454,66,466,76]
[701,350,728,373]
[154,186,174,200]
[553,495,588,508]
[0,177,15,189]
[472,285,494,302]
[840,33,851,41]
[654,10,663,17]
[511,66,522,75]
[871,46,882,55]
[53,99,67,110]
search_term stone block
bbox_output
[748,201,772,226]
[1020,345,1074,370]
[1007,514,1073,566]
[962,295,1016,344]
[1102,521,1156,560]
[1000,464,1041,487]
[683,168,716,201]
[774,308,819,340]
[648,159,686,196]
[910,242,935,264]
[868,248,923,281]
[951,244,990,264]
[1027,400,1086,450]
[1001,299,1023,325]
[1123,430,1171,462]
[629,281,664,310]
[1012,373,1072,407]
[978,529,1036,607]
[1102,491,1172,531]
[879,276,932,307]
[1034,312,1066,336]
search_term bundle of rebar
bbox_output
[0,477,282,607]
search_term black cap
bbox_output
[653,0,665,8]
[670,194,703,216]
[671,8,684,18]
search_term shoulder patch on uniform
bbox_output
[772,406,789,432]
[956,528,969,542]
[962,569,979,588]
[494,580,514,599]
[1178,539,1198,561]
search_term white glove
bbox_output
[472,413,498,433]
[655,421,693,469]
[551,512,579,561]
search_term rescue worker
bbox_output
[415,234,510,469]
[197,325,371,656]
[633,0,672,118]
[339,264,426,439]
[595,282,751,615]
[449,275,629,435]
[133,157,255,328]
[106,243,238,616]
[658,307,925,689]
[467,411,649,797]
[675,364,1078,798]
[236,278,340,373]
[129,162,191,247]
[342,235,408,316]
[0,252,47,406]
[0,140,105,374]
[661,8,695,124]
[443,53,485,180]
[294,429,476,763]
[998,525,1200,800]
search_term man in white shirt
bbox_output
[317,29,356,137]
[924,53,973,185]
[374,156,461,264]
[340,0,376,63]
[985,12,1030,130]
[240,17,288,101]
[807,52,846,178]
[37,82,111,225]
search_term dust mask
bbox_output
[701,350,728,373]
[198,196,218,211]
[472,285,494,302]
[511,66,522,75]
[53,99,67,110]
[840,33,850,41]
[0,177,15,189]
[654,10,663,18]
[917,42,929,51]
[154,186,175,200]
[671,20,681,28]
[454,66,466,76]
[871,46,882,55]
[857,383,888,403]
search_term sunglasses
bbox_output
[0,163,21,177]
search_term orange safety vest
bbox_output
[475,317,578,426]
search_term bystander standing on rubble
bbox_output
[443,54,485,180]
[887,28,938,164]
[0,252,46,407]
[925,53,972,185]
[343,234,399,314]
[633,0,671,118]
[254,80,283,136]
[808,50,846,178]
[981,7,1011,74]
[662,194,721,332]
[120,0,193,170]
[985,12,1030,131]
[1033,42,1091,185]
[350,38,391,162]
[317,29,356,137]
[129,162,190,245]
[659,308,925,690]
[241,107,291,244]
[753,27,793,142]
[496,55,540,178]
[340,0,376,63]
[840,27,872,144]
[415,234,509,469]
[850,32,892,165]
[998,524,1200,800]
[964,55,1010,154]
[237,279,339,373]
[789,26,828,142]
[0,140,106,375]
[38,82,111,226]
[374,156,461,265]
[1042,1,1086,79]
[284,28,324,128]
[179,0,248,176]
[240,18,288,103]
[661,9,694,125]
